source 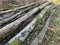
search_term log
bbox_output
[0,5,33,20]
[22,6,56,45]
[3,14,36,44]
[0,3,37,19]
[0,2,49,41]
[30,13,54,45]
[0,2,36,14]
[0,5,37,26]
[11,4,39,21]
[0,12,14,20]
[5,5,52,45]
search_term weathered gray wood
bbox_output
[5,5,52,45]
[0,2,49,41]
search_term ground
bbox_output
[42,6,60,45]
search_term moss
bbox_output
[38,42,41,45]
[10,39,20,45]
[34,16,41,30]
[36,16,41,23]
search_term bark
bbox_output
[5,5,52,45]
[0,2,35,14]
[0,2,49,41]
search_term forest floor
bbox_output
[42,6,60,45]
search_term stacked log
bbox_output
[5,5,53,45]
[0,1,56,45]
[0,2,50,42]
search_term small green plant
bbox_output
[10,39,20,45]
[49,40,54,45]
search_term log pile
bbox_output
[0,1,56,45]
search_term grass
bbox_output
[50,11,60,37]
